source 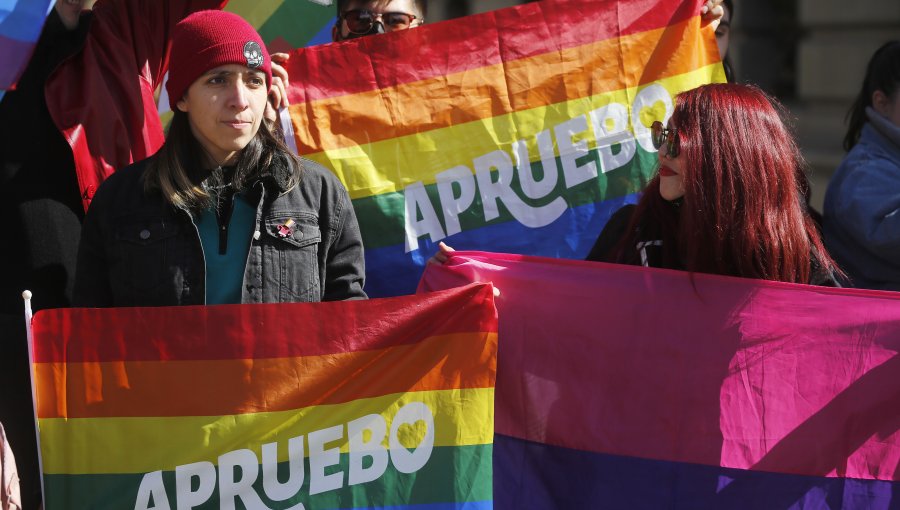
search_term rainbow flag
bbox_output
[31,284,497,509]
[0,0,54,90]
[284,0,725,297]
[420,253,900,508]
[225,0,335,51]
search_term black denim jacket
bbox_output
[73,156,366,307]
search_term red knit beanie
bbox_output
[166,10,272,110]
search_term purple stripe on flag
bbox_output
[0,33,38,88]
[495,434,899,509]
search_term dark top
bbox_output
[73,154,367,307]
[587,204,839,287]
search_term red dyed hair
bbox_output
[615,83,838,283]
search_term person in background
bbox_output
[585,83,840,286]
[73,10,366,307]
[823,41,900,291]
[708,0,826,230]
[333,0,425,41]
[268,0,427,104]
[716,0,735,82]
[0,1,226,506]
[0,422,20,510]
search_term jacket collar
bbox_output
[252,151,298,195]
[865,107,900,154]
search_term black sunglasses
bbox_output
[651,120,680,158]
[341,9,420,35]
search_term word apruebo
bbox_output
[404,84,674,252]
[135,402,435,510]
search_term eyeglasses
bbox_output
[341,9,421,35]
[651,120,680,158]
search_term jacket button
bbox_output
[292,230,303,240]
[139,229,151,240]
[253,230,261,240]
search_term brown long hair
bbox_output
[144,111,302,211]
[614,84,839,283]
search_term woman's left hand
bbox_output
[427,241,455,265]
[265,53,291,122]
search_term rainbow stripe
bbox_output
[420,252,900,508]
[284,0,725,297]
[225,0,335,51]
[33,284,498,509]
[0,0,54,90]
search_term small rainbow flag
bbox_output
[284,0,725,297]
[32,284,497,509]
[421,252,900,508]
[0,0,54,90]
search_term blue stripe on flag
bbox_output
[306,16,336,46]
[364,193,639,297]
[0,0,53,41]
[494,434,899,509]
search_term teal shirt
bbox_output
[196,193,256,304]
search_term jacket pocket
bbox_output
[113,218,181,294]
[262,212,322,302]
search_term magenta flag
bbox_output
[420,252,900,509]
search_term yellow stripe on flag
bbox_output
[39,388,494,475]
[305,66,723,200]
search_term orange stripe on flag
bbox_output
[291,17,718,155]
[36,332,497,419]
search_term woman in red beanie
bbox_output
[73,10,366,307]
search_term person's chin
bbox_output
[659,187,684,202]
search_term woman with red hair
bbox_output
[587,83,840,285]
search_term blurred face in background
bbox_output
[715,3,731,59]
[334,0,423,41]
[55,0,94,29]
[873,89,900,128]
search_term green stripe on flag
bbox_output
[43,444,492,510]
[257,2,335,48]
[352,146,659,249]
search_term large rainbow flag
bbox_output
[420,252,900,508]
[0,0,54,91]
[31,284,497,509]
[284,0,725,297]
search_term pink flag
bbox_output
[420,251,900,508]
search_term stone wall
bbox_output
[793,0,899,210]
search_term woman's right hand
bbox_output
[427,241,455,265]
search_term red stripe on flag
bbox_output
[286,0,701,104]
[32,283,497,363]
